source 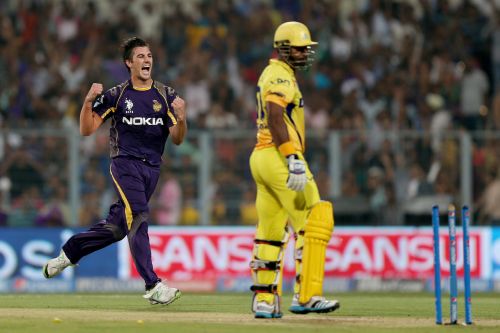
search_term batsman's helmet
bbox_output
[273,22,317,70]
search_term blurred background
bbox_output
[2,0,500,228]
[1,0,500,293]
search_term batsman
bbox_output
[249,21,340,318]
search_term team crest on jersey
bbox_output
[125,98,134,114]
[152,99,162,112]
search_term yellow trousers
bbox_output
[249,147,320,303]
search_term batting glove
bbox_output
[286,155,307,192]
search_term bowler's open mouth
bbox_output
[141,64,151,75]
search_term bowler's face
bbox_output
[127,46,153,81]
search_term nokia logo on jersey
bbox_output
[122,117,164,125]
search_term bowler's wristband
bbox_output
[278,141,296,157]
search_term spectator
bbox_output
[205,103,238,129]
[367,166,387,222]
[7,187,43,227]
[458,56,489,131]
[0,191,7,226]
[180,183,200,225]
[36,177,70,227]
[406,163,434,200]
[239,187,258,225]
[428,93,452,154]
[476,168,500,225]
[154,169,182,225]
[0,149,44,200]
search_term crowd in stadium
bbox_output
[1,0,500,227]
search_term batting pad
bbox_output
[299,201,334,304]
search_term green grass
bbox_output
[0,292,499,333]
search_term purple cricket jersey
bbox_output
[61,79,181,288]
[92,80,178,166]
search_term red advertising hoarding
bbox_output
[119,227,485,284]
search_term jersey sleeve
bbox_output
[165,85,179,105]
[92,86,121,121]
[263,70,295,108]
[164,85,179,128]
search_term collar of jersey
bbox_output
[270,59,294,75]
[129,79,153,91]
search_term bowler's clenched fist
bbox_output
[85,83,103,104]
[172,97,186,122]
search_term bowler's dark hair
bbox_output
[121,37,149,72]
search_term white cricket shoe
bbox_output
[289,294,340,314]
[253,301,282,319]
[143,281,181,305]
[42,250,74,278]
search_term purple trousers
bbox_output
[63,156,161,289]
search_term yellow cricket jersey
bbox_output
[255,59,305,153]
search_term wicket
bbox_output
[431,204,473,325]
